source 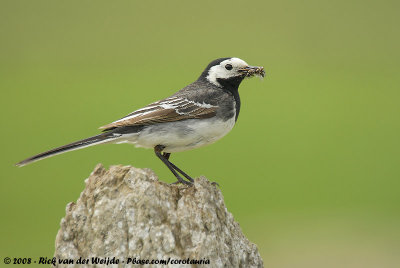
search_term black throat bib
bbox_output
[217,76,244,121]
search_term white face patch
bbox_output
[206,58,249,87]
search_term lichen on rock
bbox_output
[55,164,263,267]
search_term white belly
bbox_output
[114,117,236,153]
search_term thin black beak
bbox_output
[238,66,266,78]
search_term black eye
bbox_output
[225,64,233,70]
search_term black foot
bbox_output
[168,162,194,182]
[155,145,194,186]
[170,179,193,186]
[211,181,220,187]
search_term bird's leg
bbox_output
[169,162,194,183]
[167,153,218,186]
[162,152,194,183]
[154,145,192,186]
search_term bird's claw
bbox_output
[211,181,220,187]
[170,179,193,186]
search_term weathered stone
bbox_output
[55,164,263,267]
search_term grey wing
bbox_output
[99,97,218,131]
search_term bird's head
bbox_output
[200,57,265,88]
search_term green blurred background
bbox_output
[1,0,399,267]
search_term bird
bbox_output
[16,57,265,185]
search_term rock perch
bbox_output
[54,164,263,267]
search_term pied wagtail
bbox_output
[16,57,265,185]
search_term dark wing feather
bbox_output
[99,97,217,131]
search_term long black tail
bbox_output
[16,131,120,167]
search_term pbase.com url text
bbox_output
[128,257,210,265]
